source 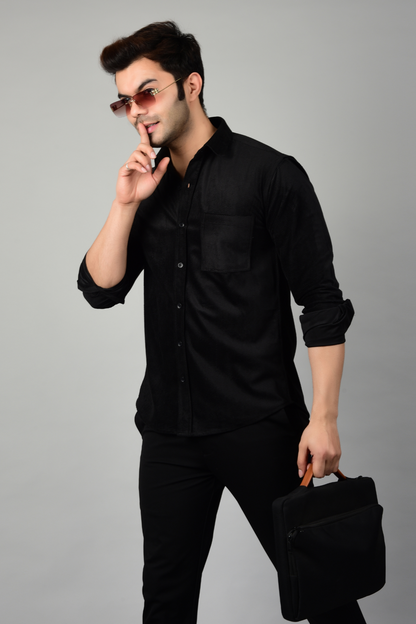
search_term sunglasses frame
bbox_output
[110,77,183,117]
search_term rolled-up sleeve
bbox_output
[265,156,354,347]
[299,299,354,347]
[77,215,144,309]
[77,256,137,308]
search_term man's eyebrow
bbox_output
[117,78,157,99]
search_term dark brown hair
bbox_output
[100,21,206,112]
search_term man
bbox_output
[78,21,365,624]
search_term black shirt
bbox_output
[78,118,354,436]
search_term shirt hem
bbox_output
[135,401,306,437]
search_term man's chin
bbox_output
[150,135,170,149]
[146,128,163,148]
[148,135,161,148]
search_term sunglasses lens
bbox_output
[110,90,156,117]
[110,99,127,117]
[132,91,155,107]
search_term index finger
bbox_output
[137,122,150,146]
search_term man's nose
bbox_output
[129,98,148,116]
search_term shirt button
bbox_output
[177,262,184,269]
[180,376,185,383]
[178,341,183,347]
[179,222,185,228]
[177,303,182,309]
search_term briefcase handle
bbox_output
[300,464,347,487]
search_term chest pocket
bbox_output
[201,214,254,272]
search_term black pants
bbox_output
[139,411,366,624]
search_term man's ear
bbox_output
[184,72,203,102]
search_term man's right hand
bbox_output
[115,122,170,206]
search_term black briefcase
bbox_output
[272,465,386,621]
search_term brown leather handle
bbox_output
[300,463,347,487]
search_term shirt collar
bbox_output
[205,117,233,155]
[155,116,233,166]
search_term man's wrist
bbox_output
[309,406,339,423]
[112,198,140,212]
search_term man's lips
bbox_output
[143,121,159,134]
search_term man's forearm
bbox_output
[297,344,345,478]
[308,343,345,422]
[86,200,139,288]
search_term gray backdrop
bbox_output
[1,1,415,622]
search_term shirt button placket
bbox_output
[177,258,185,377]
[175,176,193,431]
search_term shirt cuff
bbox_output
[77,255,127,308]
[299,299,354,347]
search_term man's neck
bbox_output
[168,113,216,179]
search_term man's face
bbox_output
[115,57,190,148]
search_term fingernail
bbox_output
[141,167,147,173]
[151,151,156,158]
[298,470,303,478]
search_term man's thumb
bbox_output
[153,157,170,185]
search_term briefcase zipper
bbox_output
[287,503,378,543]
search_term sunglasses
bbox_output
[110,77,182,117]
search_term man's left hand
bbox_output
[297,418,341,479]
